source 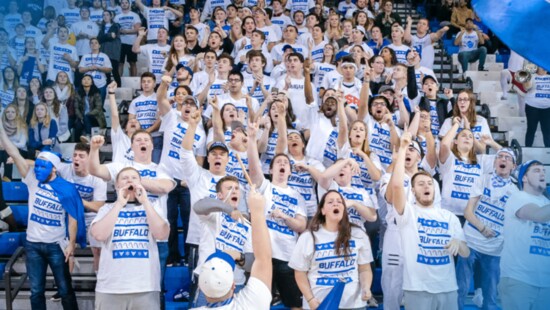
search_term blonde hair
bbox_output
[2,104,27,133]
[30,103,52,128]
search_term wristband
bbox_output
[109,92,116,95]
[307,296,315,303]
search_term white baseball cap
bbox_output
[199,252,236,299]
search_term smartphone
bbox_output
[271,87,279,95]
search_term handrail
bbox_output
[4,246,27,310]
[510,138,522,165]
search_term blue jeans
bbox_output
[456,247,500,310]
[152,135,163,164]
[25,241,78,310]
[157,241,169,310]
[167,182,190,263]
[458,47,487,72]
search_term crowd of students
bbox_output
[0,0,549,310]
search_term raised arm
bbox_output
[304,59,314,105]
[439,116,460,164]
[516,203,550,223]
[182,110,201,151]
[389,132,412,215]
[337,92,348,150]
[88,135,112,181]
[134,0,146,13]
[158,75,173,117]
[209,96,225,143]
[107,82,121,132]
[132,28,147,54]
[0,118,29,177]
[403,15,413,44]
[430,25,450,42]
[248,187,272,289]
[274,104,287,154]
[246,122,265,187]
[357,71,371,122]
[318,158,358,190]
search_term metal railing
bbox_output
[4,246,27,310]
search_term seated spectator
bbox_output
[10,86,34,125]
[79,38,113,101]
[0,104,28,180]
[41,86,70,143]
[0,66,19,105]
[28,102,58,155]
[16,37,46,86]
[73,74,106,142]
[455,18,487,79]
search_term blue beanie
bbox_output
[517,160,542,190]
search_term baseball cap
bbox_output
[517,160,542,190]
[176,64,194,77]
[422,75,438,86]
[198,252,236,299]
[208,142,229,153]
[231,121,247,136]
[37,152,62,169]
[182,95,199,107]
[378,85,395,94]
[496,148,516,163]
[335,51,349,62]
[355,25,366,36]
[282,44,295,53]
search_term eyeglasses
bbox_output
[372,101,386,107]
[497,154,514,162]
[457,98,470,102]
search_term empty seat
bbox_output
[2,182,29,202]
[475,81,502,93]
[121,77,141,90]
[0,232,24,256]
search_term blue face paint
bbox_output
[34,158,54,182]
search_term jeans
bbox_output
[525,105,550,147]
[25,241,78,310]
[157,241,169,310]
[167,182,191,263]
[456,247,500,310]
[458,47,487,72]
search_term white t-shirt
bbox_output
[312,63,336,93]
[129,93,158,130]
[289,226,372,309]
[286,0,316,17]
[339,142,382,198]
[195,211,252,285]
[328,181,376,229]
[288,155,325,217]
[192,277,272,310]
[140,44,171,82]
[365,115,400,171]
[259,179,307,261]
[143,7,176,41]
[23,171,67,244]
[500,191,550,287]
[412,33,435,69]
[57,163,107,204]
[90,8,104,24]
[320,70,343,92]
[525,74,550,109]
[271,15,293,33]
[463,173,518,256]
[61,8,81,27]
[93,201,165,293]
[226,148,250,188]
[79,52,112,88]
[397,202,465,293]
[257,25,280,44]
[203,93,259,122]
[180,149,225,245]
[387,43,411,64]
[439,154,492,215]
[271,43,308,63]
[329,77,362,111]
[275,75,316,127]
[304,109,339,167]
[310,40,328,63]
[242,75,275,105]
[71,21,99,56]
[160,109,207,179]
[459,31,479,52]
[47,43,79,83]
[114,11,142,45]
[438,116,491,141]
[111,127,134,162]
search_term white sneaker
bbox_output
[472,288,483,307]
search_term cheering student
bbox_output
[289,190,374,309]
[389,131,469,310]
[192,185,273,309]
[91,167,169,309]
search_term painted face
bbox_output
[34,158,54,182]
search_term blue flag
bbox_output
[472,0,550,70]
[317,280,346,310]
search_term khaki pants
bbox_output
[95,291,159,310]
[499,277,550,310]
[403,290,458,310]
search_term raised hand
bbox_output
[90,135,105,150]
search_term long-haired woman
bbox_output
[0,104,28,179]
[10,86,34,125]
[16,37,46,86]
[97,10,122,86]
[28,102,58,155]
[41,86,69,143]
[289,190,374,310]
[74,74,106,141]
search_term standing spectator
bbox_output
[90,167,169,309]
[16,37,46,86]
[89,0,105,25]
[0,124,85,309]
[290,190,374,309]
[201,0,232,23]
[37,6,57,34]
[46,26,79,84]
[134,0,182,43]
[375,0,402,38]
[387,25,411,65]
[132,27,171,83]
[389,131,469,310]
[114,0,141,77]
[61,0,81,28]
[458,149,518,310]
[71,7,100,58]
[97,10,121,87]
[455,18,487,79]
[0,66,19,105]
[73,75,106,142]
[3,1,22,34]
[21,10,42,41]
[523,67,550,147]
[0,104,28,180]
[499,160,550,310]
[27,103,57,155]
[78,38,112,101]
[0,28,17,70]
[404,17,449,69]
[8,23,27,59]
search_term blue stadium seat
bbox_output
[0,232,24,256]
[164,266,191,301]
[10,204,28,227]
[2,182,29,202]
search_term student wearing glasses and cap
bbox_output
[192,186,273,309]
[344,25,374,56]
[157,75,207,267]
[499,160,550,310]
[457,148,518,310]
[0,119,85,309]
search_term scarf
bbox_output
[47,176,87,248]
[3,120,17,136]
[491,173,511,188]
